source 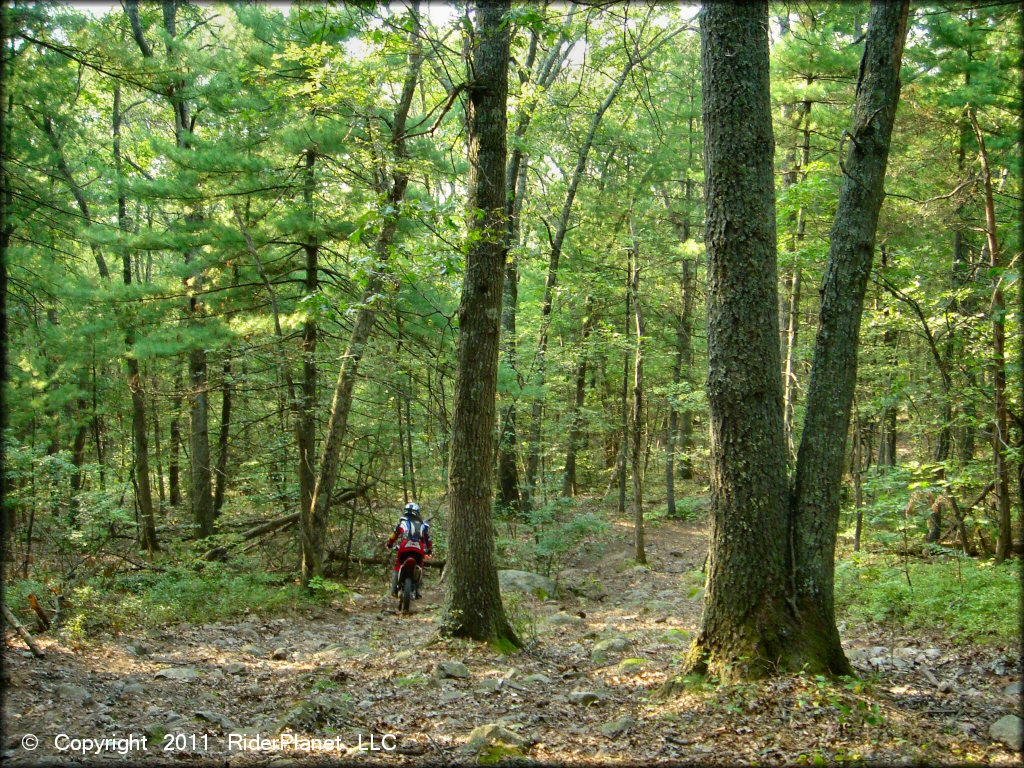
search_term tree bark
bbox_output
[440,0,518,649]
[790,0,909,673]
[684,1,794,681]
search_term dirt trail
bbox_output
[3,517,1020,765]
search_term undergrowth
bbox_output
[5,559,332,642]
[834,550,1019,644]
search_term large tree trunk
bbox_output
[301,6,422,584]
[969,111,1012,563]
[790,0,909,672]
[440,0,518,649]
[683,1,794,681]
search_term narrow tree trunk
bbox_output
[524,51,639,513]
[190,346,214,538]
[298,148,319,527]
[151,383,165,506]
[114,83,158,551]
[629,221,646,565]
[169,367,182,507]
[790,0,909,672]
[497,23,574,515]
[213,357,232,517]
[302,7,422,584]
[562,298,594,498]
[969,110,1012,563]
[440,0,518,648]
[616,277,631,516]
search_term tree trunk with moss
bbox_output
[684,0,794,680]
[440,0,518,649]
[790,0,909,673]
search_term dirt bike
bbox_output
[397,554,422,613]
[392,549,431,613]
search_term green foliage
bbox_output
[10,563,318,642]
[835,552,1020,644]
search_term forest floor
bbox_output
[3,514,1021,766]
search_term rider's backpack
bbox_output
[405,518,423,544]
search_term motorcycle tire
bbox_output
[400,574,413,613]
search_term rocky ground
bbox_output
[3,517,1021,765]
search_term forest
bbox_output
[1,1,1021,765]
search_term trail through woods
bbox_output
[3,516,1020,765]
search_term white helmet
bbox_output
[404,502,421,518]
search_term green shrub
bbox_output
[835,552,1019,644]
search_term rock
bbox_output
[224,662,247,675]
[848,646,887,663]
[498,570,557,599]
[643,600,674,616]
[522,673,552,685]
[557,568,607,599]
[394,650,415,662]
[240,644,262,656]
[600,716,636,739]
[923,648,941,660]
[437,660,471,679]
[144,723,170,742]
[155,667,201,681]
[274,695,352,735]
[591,637,631,665]
[617,658,646,675]
[545,612,584,627]
[1003,682,1022,696]
[475,678,504,694]
[56,683,92,704]
[569,690,603,706]
[126,642,149,657]
[196,711,238,731]
[661,628,690,644]
[120,682,147,697]
[938,681,955,694]
[989,714,1023,752]
[465,723,526,754]
[271,648,289,660]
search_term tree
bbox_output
[789,0,909,670]
[440,0,518,648]
[682,0,909,681]
[682,1,792,680]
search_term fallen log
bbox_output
[325,552,446,572]
[201,486,371,562]
[2,603,45,658]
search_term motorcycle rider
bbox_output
[386,502,432,598]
